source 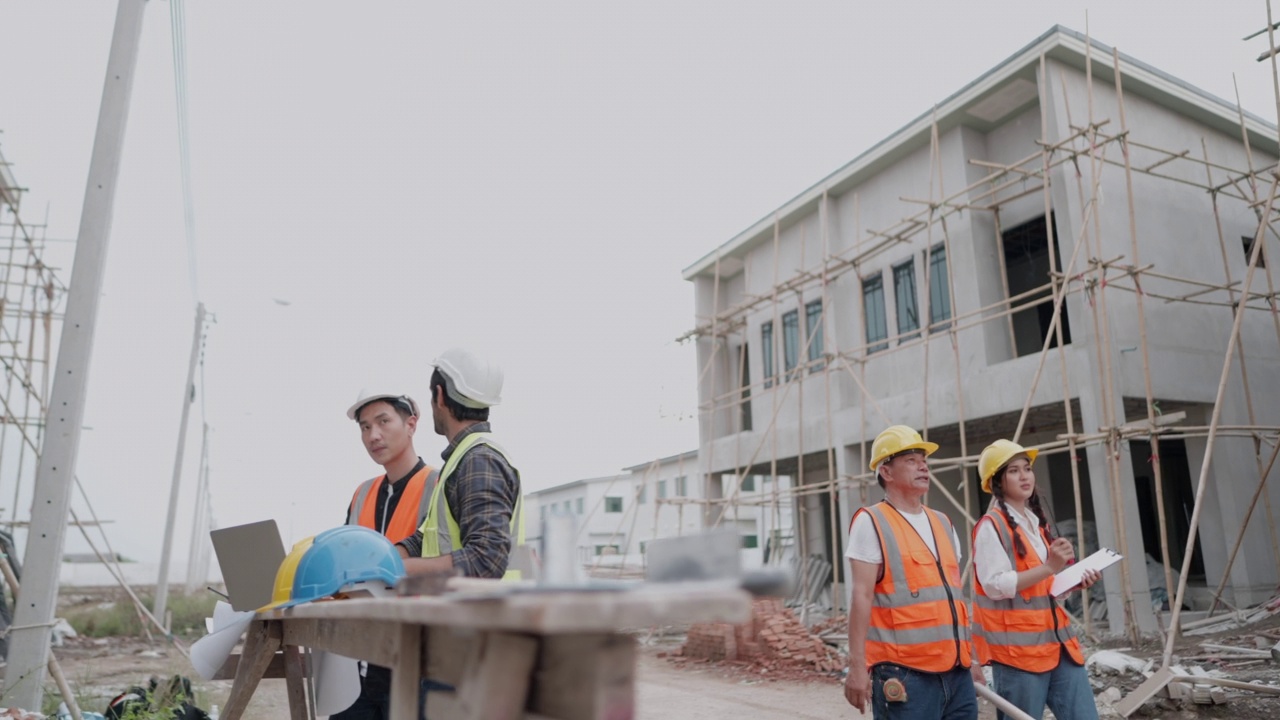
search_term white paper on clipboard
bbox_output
[1051,548,1123,597]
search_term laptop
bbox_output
[210,520,287,611]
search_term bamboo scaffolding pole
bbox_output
[1069,36,1140,640]
[704,251,722,514]
[1114,46,1178,625]
[855,193,871,508]
[821,188,842,608]
[1040,51,1093,634]
[921,112,940,444]
[1202,131,1280,586]
[1160,172,1279,666]
[796,217,810,626]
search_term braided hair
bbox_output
[989,463,1055,559]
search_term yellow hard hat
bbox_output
[978,439,1039,494]
[869,425,939,472]
[259,536,315,612]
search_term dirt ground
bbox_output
[37,633,995,719]
[22,590,1280,719]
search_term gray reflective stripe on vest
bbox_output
[347,477,378,525]
[866,506,909,597]
[418,469,438,525]
[985,504,1016,557]
[974,593,1056,611]
[867,623,972,646]
[975,626,1074,647]
[433,438,517,556]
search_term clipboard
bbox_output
[1051,547,1122,597]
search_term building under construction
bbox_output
[682,26,1280,641]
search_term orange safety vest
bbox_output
[856,502,972,673]
[347,466,438,543]
[972,507,1084,672]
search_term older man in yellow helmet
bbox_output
[844,425,981,720]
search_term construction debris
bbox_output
[1183,593,1280,636]
[0,710,45,720]
[679,598,845,675]
[1086,650,1151,676]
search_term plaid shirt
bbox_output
[398,422,520,578]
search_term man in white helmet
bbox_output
[337,391,438,720]
[397,348,525,579]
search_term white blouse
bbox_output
[973,503,1048,600]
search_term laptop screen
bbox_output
[210,520,286,611]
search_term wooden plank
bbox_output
[278,584,752,634]
[529,634,636,720]
[450,632,538,720]
[221,621,282,720]
[282,618,402,667]
[389,624,422,720]
[282,645,311,720]
[213,652,287,681]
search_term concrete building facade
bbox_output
[682,26,1280,636]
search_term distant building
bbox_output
[525,450,795,572]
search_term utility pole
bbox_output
[4,0,148,708]
[155,302,206,623]
[184,421,211,594]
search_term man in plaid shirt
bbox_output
[397,348,521,579]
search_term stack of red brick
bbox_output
[679,598,845,673]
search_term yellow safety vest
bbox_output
[418,431,526,580]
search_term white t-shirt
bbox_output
[973,504,1047,600]
[844,505,963,596]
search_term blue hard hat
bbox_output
[284,525,405,607]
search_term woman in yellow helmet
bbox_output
[971,439,1100,720]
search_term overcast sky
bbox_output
[1,2,1278,567]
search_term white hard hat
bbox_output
[433,348,503,408]
[346,391,420,421]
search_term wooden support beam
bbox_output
[447,632,538,720]
[529,634,636,720]
[212,652,287,681]
[222,621,282,720]
[389,624,422,720]
[283,645,311,720]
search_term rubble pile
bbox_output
[679,598,845,674]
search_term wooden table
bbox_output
[218,582,753,720]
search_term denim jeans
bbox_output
[992,649,1098,720]
[331,664,393,720]
[870,663,978,720]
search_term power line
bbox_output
[169,0,199,304]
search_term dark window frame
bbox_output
[927,244,951,331]
[805,299,824,371]
[863,273,889,354]
[782,309,800,381]
[893,259,921,342]
[761,321,775,388]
